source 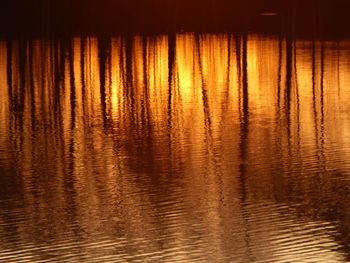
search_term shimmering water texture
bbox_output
[1,34,350,262]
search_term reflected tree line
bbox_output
[1,0,350,37]
[0,35,330,187]
[1,34,350,258]
[0,34,340,208]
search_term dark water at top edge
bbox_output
[1,0,350,39]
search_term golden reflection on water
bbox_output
[1,34,350,262]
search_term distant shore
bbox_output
[1,0,349,39]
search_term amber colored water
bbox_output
[1,34,350,262]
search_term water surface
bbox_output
[1,34,350,262]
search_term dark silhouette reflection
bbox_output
[239,32,249,202]
[68,40,76,131]
[141,36,151,136]
[124,36,135,115]
[98,36,110,124]
[277,35,283,109]
[285,33,293,116]
[195,35,212,136]
[167,33,176,155]
[237,32,254,261]
[320,40,325,155]
[1,34,350,262]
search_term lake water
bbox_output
[1,34,350,262]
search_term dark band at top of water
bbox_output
[1,0,350,38]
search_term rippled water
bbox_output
[1,34,350,262]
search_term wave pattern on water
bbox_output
[0,34,350,262]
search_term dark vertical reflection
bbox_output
[312,40,320,154]
[6,40,12,101]
[98,36,109,124]
[66,40,77,219]
[284,0,297,132]
[125,36,134,116]
[195,35,213,151]
[285,29,294,162]
[223,34,232,113]
[80,37,86,107]
[16,41,26,151]
[239,32,248,202]
[277,35,283,109]
[293,38,301,152]
[168,34,175,122]
[235,35,242,112]
[235,35,241,82]
[241,33,248,115]
[68,40,76,131]
[238,31,254,262]
[337,40,341,96]
[320,40,325,157]
[168,34,176,156]
[56,40,65,122]
[142,36,150,132]
[28,40,35,130]
[285,34,293,118]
